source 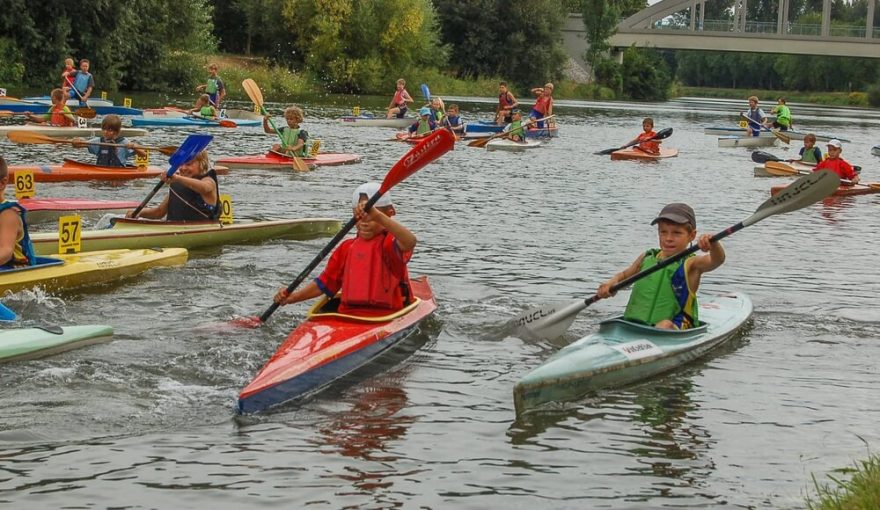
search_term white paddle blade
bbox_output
[512,299,586,340]
[744,169,840,227]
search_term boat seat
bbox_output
[600,317,708,336]
[308,296,422,322]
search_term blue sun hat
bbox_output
[418,106,431,116]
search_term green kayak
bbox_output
[514,292,753,415]
[0,325,113,363]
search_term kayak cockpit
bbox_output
[0,256,64,273]
[597,317,709,345]
[308,296,422,322]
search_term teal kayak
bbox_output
[0,325,113,363]
[514,292,753,415]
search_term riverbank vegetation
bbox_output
[806,453,880,509]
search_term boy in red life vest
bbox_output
[24,88,76,127]
[386,78,414,119]
[274,182,416,316]
[529,82,553,128]
[596,203,725,330]
[625,117,661,154]
[813,139,858,184]
[495,82,519,125]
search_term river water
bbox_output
[1,96,878,509]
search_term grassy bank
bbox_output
[806,453,880,509]
[679,86,870,107]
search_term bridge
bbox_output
[563,0,880,70]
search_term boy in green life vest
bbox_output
[195,63,226,108]
[191,94,218,119]
[265,105,309,157]
[771,97,792,131]
[503,109,526,142]
[596,203,726,330]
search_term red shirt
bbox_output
[813,158,856,181]
[637,131,660,153]
[316,232,412,314]
[533,95,552,115]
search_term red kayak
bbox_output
[771,182,880,197]
[8,159,163,182]
[21,198,139,224]
[610,147,679,161]
[215,151,362,170]
[237,276,437,414]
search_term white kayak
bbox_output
[753,160,814,177]
[514,292,753,415]
[337,115,415,128]
[703,126,848,142]
[0,124,148,139]
[486,139,543,152]
[717,135,778,148]
[872,145,880,157]
[0,325,113,363]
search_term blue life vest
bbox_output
[0,201,35,267]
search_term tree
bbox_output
[582,0,620,73]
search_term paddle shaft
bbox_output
[258,192,381,323]
[131,180,167,218]
[597,127,671,155]
[469,115,554,147]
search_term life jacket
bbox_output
[499,91,515,108]
[533,95,552,115]
[72,71,91,95]
[746,107,764,125]
[444,114,461,132]
[166,170,220,221]
[413,118,435,135]
[774,105,791,127]
[392,89,409,107]
[637,131,660,153]
[623,249,699,329]
[814,158,856,181]
[206,77,220,94]
[341,232,411,310]
[50,105,74,127]
[800,146,822,164]
[430,108,443,126]
[0,201,35,267]
[280,127,308,157]
[507,119,525,140]
[199,106,215,117]
[95,136,126,167]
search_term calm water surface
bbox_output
[1,96,878,509]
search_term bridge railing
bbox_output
[648,17,873,38]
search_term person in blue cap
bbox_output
[407,106,437,138]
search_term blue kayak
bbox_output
[131,116,262,128]
[464,120,558,138]
[0,98,143,116]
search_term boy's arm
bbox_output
[275,280,324,306]
[365,208,416,252]
[0,209,22,265]
[597,253,646,298]
[689,235,725,275]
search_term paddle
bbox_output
[186,113,237,128]
[268,150,313,172]
[242,78,310,172]
[468,115,555,148]
[64,76,97,119]
[0,110,28,118]
[510,170,841,341]
[0,302,16,321]
[751,150,784,164]
[421,83,431,102]
[594,127,672,155]
[7,131,178,156]
[231,129,456,329]
[740,113,790,144]
[129,134,213,218]
[765,161,870,187]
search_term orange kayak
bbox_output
[8,159,230,182]
[770,182,880,197]
[610,147,679,161]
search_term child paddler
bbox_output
[440,104,464,136]
[502,109,526,142]
[624,117,661,154]
[191,94,218,119]
[274,182,416,316]
[407,107,436,138]
[770,97,792,131]
[744,96,768,137]
[195,63,226,109]
[386,78,413,119]
[813,139,858,184]
[62,58,94,104]
[529,82,553,128]
[597,203,725,330]
[0,156,36,268]
[794,134,822,165]
[24,88,76,127]
[495,81,519,125]
[72,114,146,167]
[265,105,309,157]
[126,151,220,222]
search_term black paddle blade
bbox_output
[751,151,781,163]
[653,127,673,140]
[595,146,619,155]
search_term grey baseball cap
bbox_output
[651,203,696,229]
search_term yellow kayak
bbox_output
[0,248,188,294]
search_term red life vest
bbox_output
[50,105,73,127]
[533,95,552,115]
[499,92,514,108]
[637,131,660,153]
[341,233,410,310]
[392,89,409,107]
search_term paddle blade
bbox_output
[595,146,621,155]
[772,129,791,144]
[167,133,213,175]
[764,161,799,176]
[744,169,840,227]
[751,151,781,163]
[380,129,455,193]
[230,315,263,329]
[421,83,431,101]
[157,146,179,156]
[76,108,96,119]
[6,131,57,145]
[0,302,17,322]
[291,156,310,172]
[217,119,237,128]
[467,136,492,148]
[0,110,14,118]
[511,299,585,340]
[242,78,264,108]
[653,127,673,140]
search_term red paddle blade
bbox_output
[218,119,238,128]
[380,129,455,194]
[230,315,262,329]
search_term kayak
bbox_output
[610,147,679,161]
[0,325,113,363]
[394,132,462,145]
[215,151,363,170]
[486,138,542,152]
[752,161,814,177]
[464,120,559,138]
[771,182,880,197]
[8,159,163,182]
[23,96,115,108]
[21,198,140,224]
[237,275,437,414]
[872,145,880,157]
[31,217,342,255]
[703,126,849,142]
[337,115,415,128]
[0,248,188,294]
[0,124,148,139]
[514,292,753,415]
[131,116,261,128]
[717,135,778,148]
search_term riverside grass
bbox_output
[806,453,880,510]
[681,86,869,107]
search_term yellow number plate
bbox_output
[219,194,233,225]
[123,97,132,108]
[135,152,150,168]
[14,170,35,199]
[58,215,82,254]
[352,106,360,117]
[100,91,108,100]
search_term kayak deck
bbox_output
[0,325,114,363]
[8,160,163,182]
[611,147,678,161]
[771,182,880,197]
[22,198,140,224]
[237,276,437,414]
[514,292,753,415]
[215,152,363,170]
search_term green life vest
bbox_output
[281,127,308,157]
[508,119,524,139]
[623,249,699,327]
[774,105,791,127]
[206,77,219,94]
[416,119,431,135]
[199,106,214,117]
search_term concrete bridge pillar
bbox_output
[868,0,875,39]
[822,0,831,37]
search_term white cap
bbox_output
[827,139,842,148]
[351,182,392,207]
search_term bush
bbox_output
[594,58,622,94]
[0,38,24,85]
[847,92,867,106]
[621,46,672,101]
[867,84,880,107]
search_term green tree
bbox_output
[582,0,619,73]
[621,46,672,100]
